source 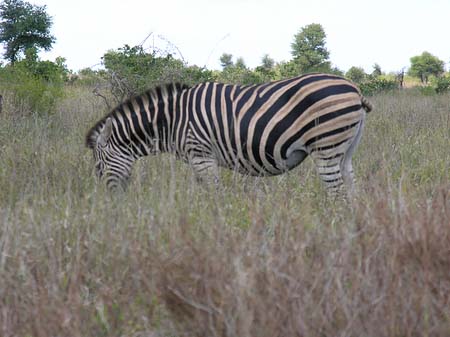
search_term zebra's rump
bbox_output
[227,74,366,176]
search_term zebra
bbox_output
[86,73,372,195]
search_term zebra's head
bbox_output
[86,117,132,191]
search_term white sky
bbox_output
[15,0,450,73]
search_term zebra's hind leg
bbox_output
[340,116,366,196]
[311,115,366,198]
[311,152,346,198]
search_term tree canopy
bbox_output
[219,53,233,69]
[345,66,367,84]
[408,51,444,84]
[290,23,330,73]
[0,0,55,64]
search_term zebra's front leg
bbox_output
[190,155,220,187]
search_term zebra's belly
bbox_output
[284,149,308,170]
[218,149,308,177]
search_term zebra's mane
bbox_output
[86,82,190,149]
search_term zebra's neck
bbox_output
[110,83,188,159]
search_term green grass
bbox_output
[0,86,449,336]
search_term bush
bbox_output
[215,65,265,85]
[345,66,367,84]
[433,75,450,94]
[359,77,398,96]
[101,44,215,103]
[71,68,105,86]
[406,75,450,96]
[0,56,66,114]
[418,85,437,96]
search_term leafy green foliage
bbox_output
[359,77,398,96]
[216,64,262,85]
[345,66,368,84]
[0,0,55,63]
[0,51,67,114]
[343,65,399,96]
[260,54,275,70]
[290,23,331,73]
[371,63,382,77]
[87,26,348,95]
[102,44,181,94]
[433,75,450,94]
[70,25,450,103]
[182,65,215,84]
[214,53,263,85]
[102,44,214,101]
[254,54,276,82]
[219,53,233,69]
[408,51,444,84]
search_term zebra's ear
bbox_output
[98,118,113,147]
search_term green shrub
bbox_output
[418,85,437,96]
[345,66,368,84]
[71,68,105,86]
[0,56,66,114]
[101,44,216,102]
[359,77,398,96]
[433,75,450,94]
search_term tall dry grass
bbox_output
[0,87,449,336]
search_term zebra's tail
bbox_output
[361,96,373,113]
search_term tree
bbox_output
[219,53,233,69]
[371,63,382,77]
[345,66,367,84]
[235,57,246,69]
[255,54,276,82]
[0,0,55,64]
[291,23,330,73]
[408,51,444,84]
[260,54,275,71]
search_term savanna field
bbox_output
[0,85,449,337]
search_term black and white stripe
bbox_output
[86,73,372,194]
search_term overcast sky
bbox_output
[17,0,450,73]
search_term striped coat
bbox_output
[87,73,372,194]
